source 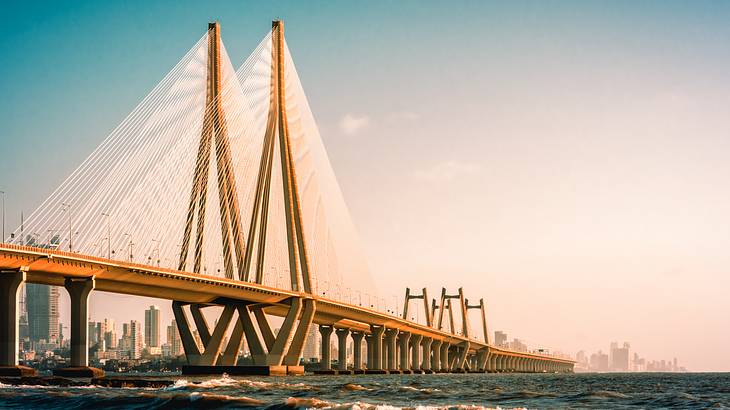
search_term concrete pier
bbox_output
[0,270,36,377]
[421,337,432,371]
[336,328,349,371]
[410,334,422,371]
[384,328,398,371]
[319,325,333,371]
[54,277,103,378]
[398,332,411,371]
[352,332,364,371]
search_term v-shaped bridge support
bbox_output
[172,298,315,367]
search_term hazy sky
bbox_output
[2,1,730,371]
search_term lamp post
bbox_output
[123,233,133,262]
[151,238,160,266]
[101,212,111,259]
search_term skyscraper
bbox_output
[129,320,143,359]
[88,320,99,346]
[103,318,117,350]
[302,324,319,361]
[610,342,630,372]
[144,305,160,348]
[494,331,508,347]
[166,320,182,357]
[26,284,60,345]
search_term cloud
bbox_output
[339,113,370,135]
[413,161,482,182]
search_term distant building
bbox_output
[167,320,182,357]
[302,324,319,361]
[130,320,143,359]
[88,320,99,346]
[494,331,508,347]
[144,305,160,348]
[119,320,143,359]
[26,284,60,345]
[104,318,117,350]
[590,350,609,372]
[509,338,527,352]
[610,342,630,372]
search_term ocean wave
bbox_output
[165,374,313,391]
[343,383,373,391]
[398,386,441,394]
[577,390,631,399]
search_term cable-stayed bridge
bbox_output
[0,21,574,377]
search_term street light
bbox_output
[151,238,160,266]
[123,233,134,262]
[101,212,111,259]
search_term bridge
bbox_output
[0,21,574,377]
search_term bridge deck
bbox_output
[0,243,572,364]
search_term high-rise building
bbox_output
[302,324,319,361]
[494,331,508,347]
[88,320,99,346]
[590,350,609,371]
[610,342,630,372]
[509,338,527,352]
[104,318,117,350]
[129,320,143,359]
[166,320,182,357]
[26,284,60,344]
[144,305,160,348]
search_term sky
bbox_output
[2,1,730,371]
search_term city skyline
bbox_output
[2,1,730,372]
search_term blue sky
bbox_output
[2,1,730,370]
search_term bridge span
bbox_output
[0,243,573,376]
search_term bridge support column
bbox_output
[455,341,469,372]
[398,332,410,371]
[421,337,432,372]
[319,325,333,370]
[384,328,398,371]
[477,349,488,372]
[335,328,349,371]
[369,326,384,372]
[53,277,103,377]
[365,334,373,369]
[0,270,35,377]
[409,334,422,371]
[440,342,450,372]
[487,353,496,372]
[431,339,442,371]
[351,332,364,371]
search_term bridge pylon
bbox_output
[173,21,316,375]
[402,287,432,326]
